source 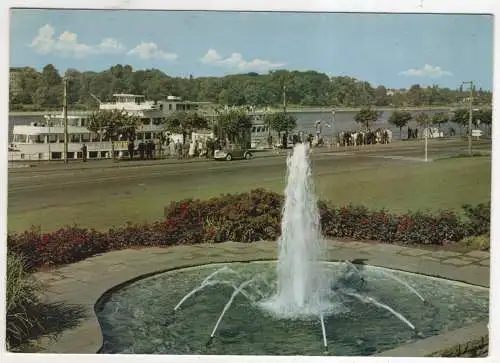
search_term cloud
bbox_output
[127,42,178,61]
[30,24,125,57]
[399,64,453,78]
[200,48,285,72]
[97,38,126,54]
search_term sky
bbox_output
[9,9,494,90]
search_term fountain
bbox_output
[260,142,330,318]
[96,142,490,356]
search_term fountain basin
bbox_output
[96,261,489,356]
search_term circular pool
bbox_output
[96,261,489,356]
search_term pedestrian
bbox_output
[138,142,145,160]
[267,134,273,149]
[81,144,87,162]
[206,138,213,159]
[281,133,287,149]
[128,140,135,160]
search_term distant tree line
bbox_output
[9,64,493,111]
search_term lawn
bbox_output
[7,156,491,233]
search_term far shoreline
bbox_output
[8,105,490,117]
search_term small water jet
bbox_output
[343,261,426,303]
[376,268,426,303]
[210,278,257,339]
[341,291,415,330]
[320,313,328,353]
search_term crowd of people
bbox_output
[125,136,226,160]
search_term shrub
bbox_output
[8,225,109,270]
[462,202,491,236]
[6,252,42,349]
[7,189,491,270]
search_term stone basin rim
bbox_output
[93,258,490,356]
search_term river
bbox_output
[8,109,457,142]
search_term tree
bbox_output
[374,85,389,106]
[163,111,209,144]
[354,107,381,129]
[431,112,449,133]
[388,110,412,139]
[264,111,297,138]
[213,108,253,147]
[40,64,62,87]
[475,108,492,136]
[87,109,141,160]
[415,112,430,126]
[9,63,494,110]
[450,108,470,136]
[407,84,424,106]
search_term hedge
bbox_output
[7,188,490,271]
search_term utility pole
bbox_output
[63,77,69,164]
[283,84,287,113]
[282,84,288,147]
[462,81,474,156]
[424,119,428,162]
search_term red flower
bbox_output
[42,233,50,243]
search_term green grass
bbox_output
[315,157,491,214]
[8,157,491,233]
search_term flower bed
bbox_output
[8,189,490,271]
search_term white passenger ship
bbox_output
[8,94,282,162]
[9,94,217,161]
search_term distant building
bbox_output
[9,67,24,96]
[386,88,408,96]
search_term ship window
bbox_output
[82,133,90,142]
[48,134,57,143]
[169,104,172,110]
[89,151,98,158]
[142,119,150,125]
[38,153,43,159]
[71,134,80,142]
[20,153,25,159]
[145,132,152,140]
[33,135,44,143]
[14,134,27,143]
[81,119,86,127]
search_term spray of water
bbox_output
[261,142,330,318]
[342,291,415,330]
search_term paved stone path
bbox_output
[31,240,490,355]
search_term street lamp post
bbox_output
[331,109,336,147]
[461,81,474,156]
[424,121,428,162]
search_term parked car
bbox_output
[214,145,253,161]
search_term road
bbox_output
[7,139,491,232]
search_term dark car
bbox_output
[214,144,253,161]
